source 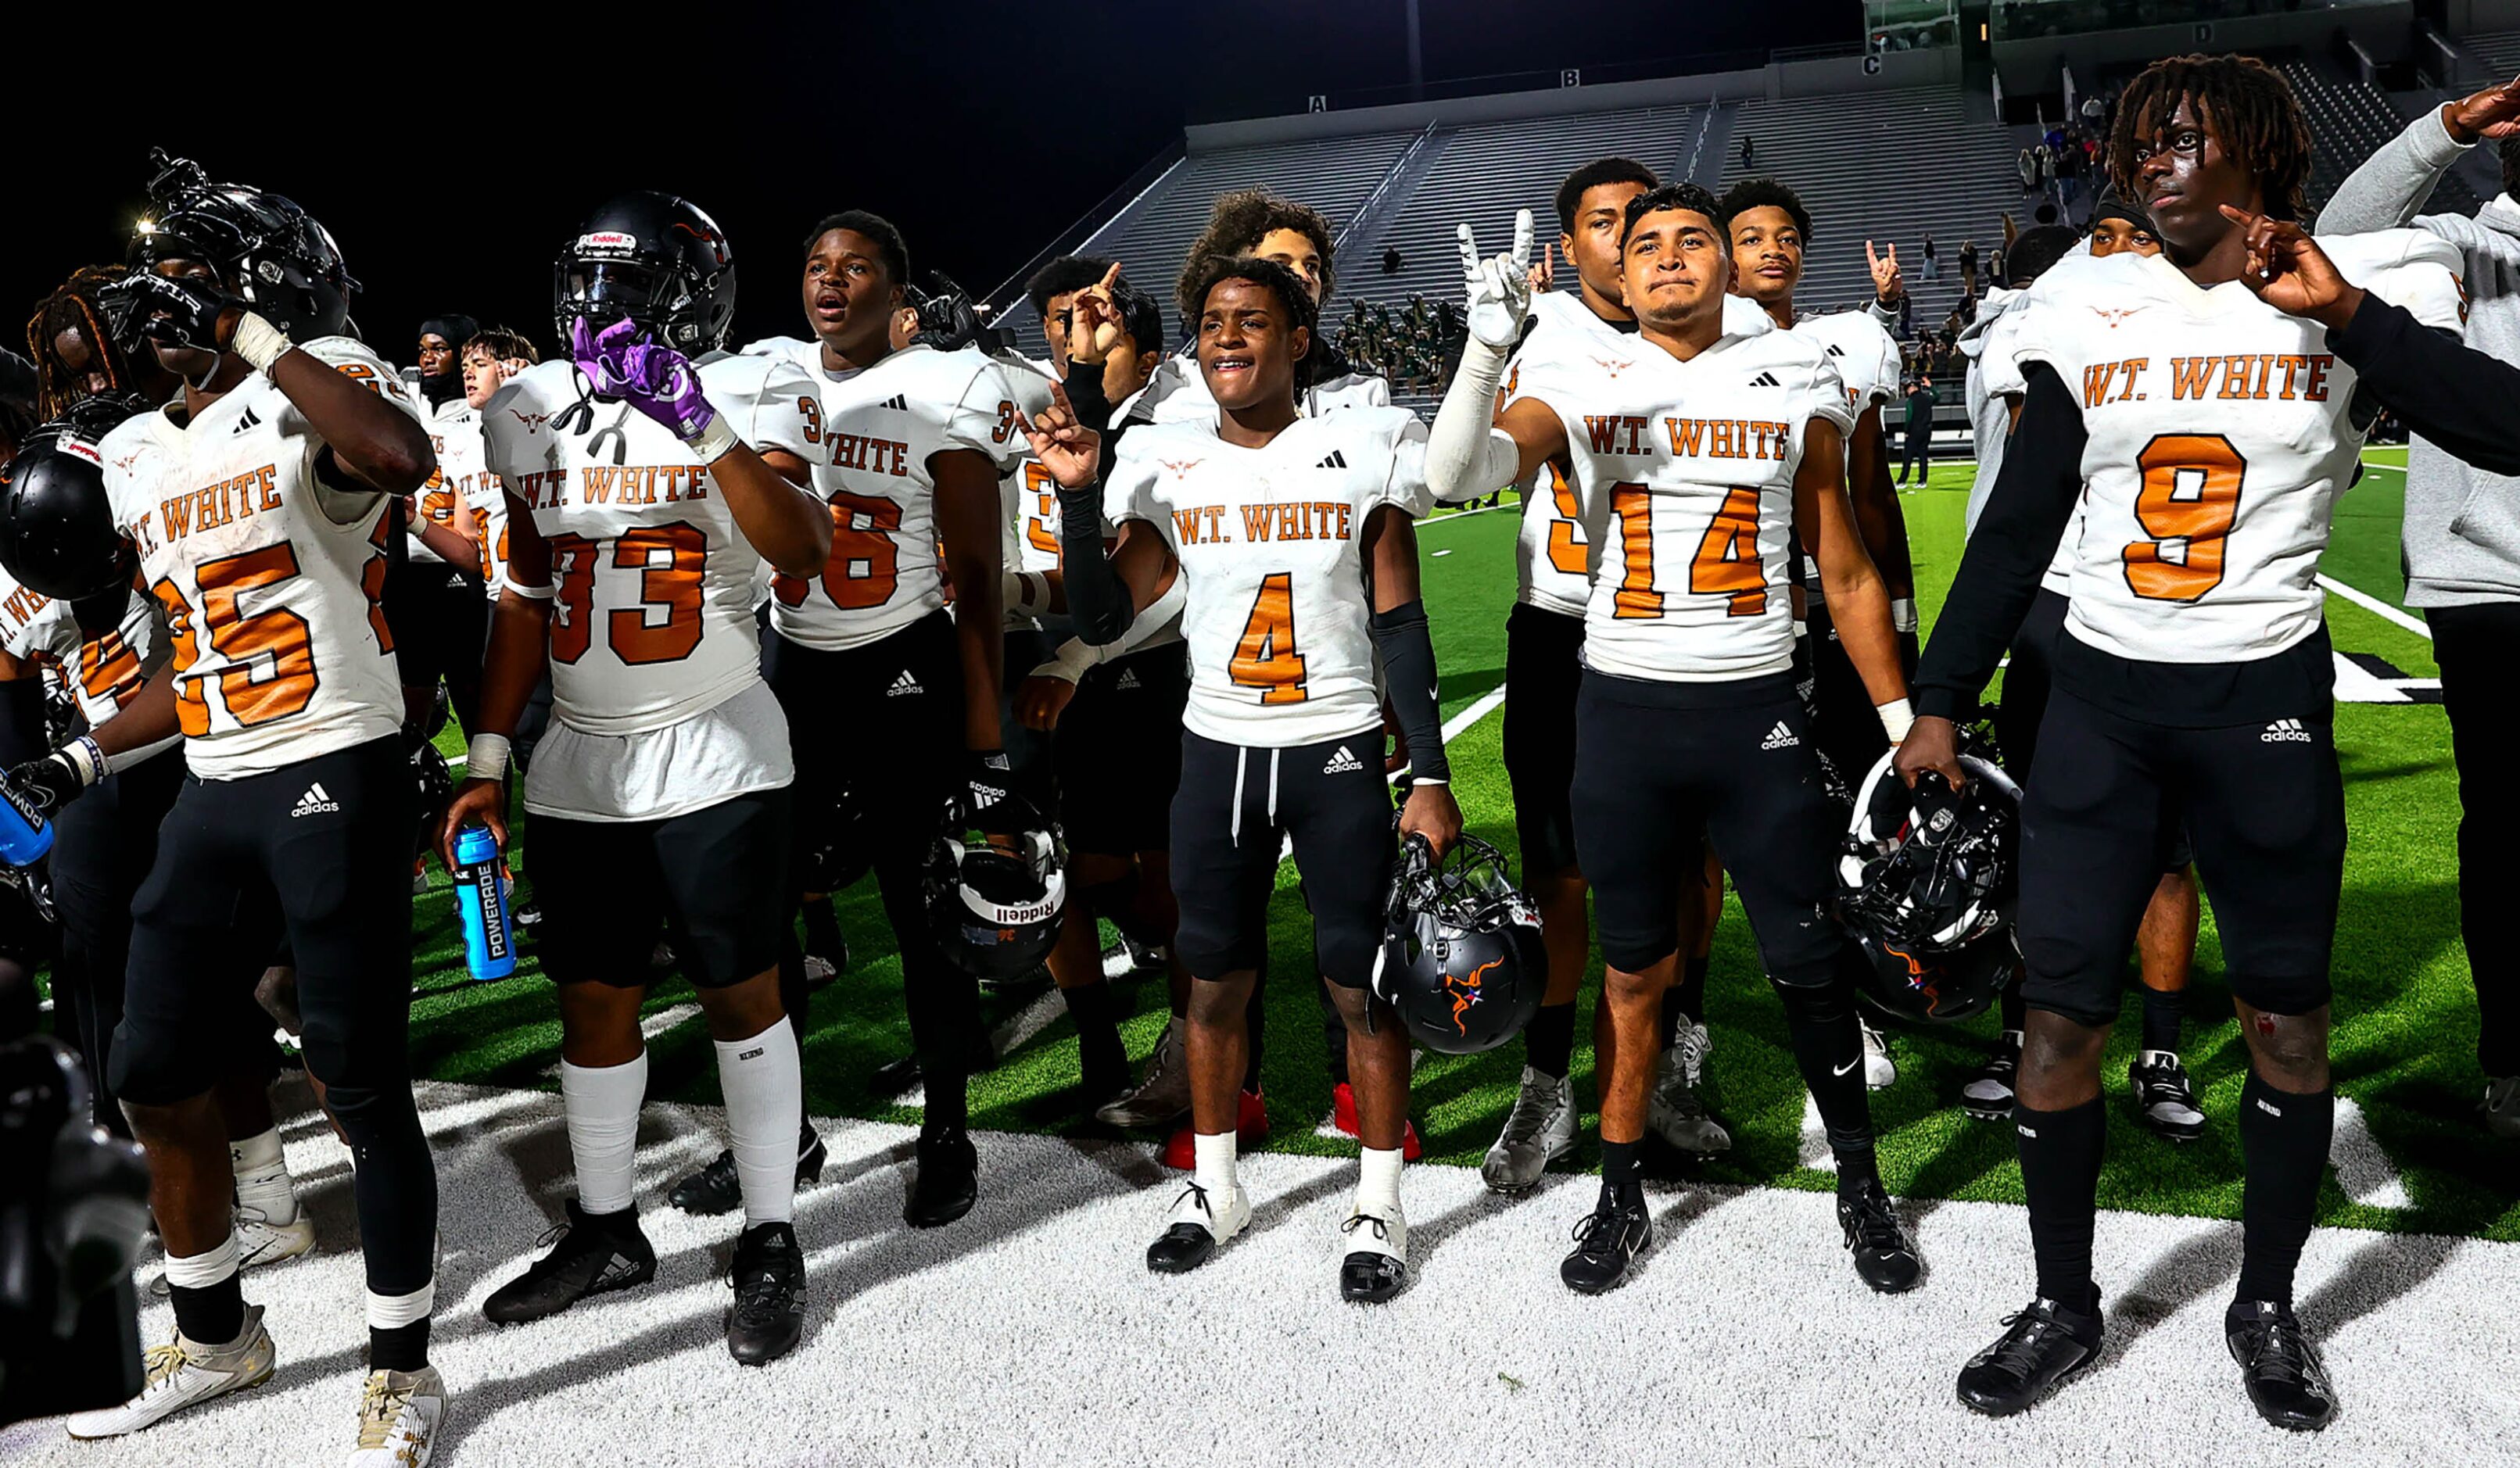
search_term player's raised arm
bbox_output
[1024,381,1172,644]
[1428,212,1561,500]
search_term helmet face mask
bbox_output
[553,192,737,353]
[1837,748,2024,1024]
[1375,833,1546,1055]
[922,788,1067,984]
[127,152,357,344]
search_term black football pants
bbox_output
[2429,601,2520,1076]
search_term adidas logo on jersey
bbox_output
[1759,721,1799,750]
[887,670,921,697]
[1748,371,1782,388]
[1113,668,1141,690]
[879,394,908,411]
[1317,450,1350,469]
[2260,718,2313,743]
[1322,745,1364,775]
[1825,343,1845,357]
[231,406,263,435]
[291,782,340,818]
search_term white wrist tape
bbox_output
[502,572,556,600]
[466,733,513,781]
[230,313,292,371]
[684,414,740,464]
[1877,698,1916,744]
[1890,596,1919,634]
[58,735,108,789]
[1030,639,1096,686]
[1005,570,1056,619]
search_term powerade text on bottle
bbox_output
[0,782,52,867]
[451,825,516,981]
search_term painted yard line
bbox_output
[2319,574,2431,639]
[2330,1096,2412,1210]
[988,985,1073,1062]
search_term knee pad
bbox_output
[1172,909,1259,983]
[1312,911,1383,994]
[2228,971,2332,1023]
[1771,975,1854,1028]
[107,1020,210,1108]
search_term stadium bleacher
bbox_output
[2468,27,2520,76]
[2281,56,2488,220]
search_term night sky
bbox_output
[8,0,1849,369]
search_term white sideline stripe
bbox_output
[1798,1092,1837,1173]
[2332,651,2411,704]
[2329,1097,2412,1210]
[989,986,1071,1059]
[2318,573,2432,639]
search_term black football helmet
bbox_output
[410,743,454,861]
[0,397,150,605]
[1374,832,1546,1055]
[123,149,357,345]
[1837,750,2023,1024]
[922,787,1066,984]
[554,192,736,353]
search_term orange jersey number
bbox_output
[544,524,711,665]
[1228,571,1308,704]
[1024,464,1061,558]
[1689,485,1768,618]
[773,492,904,611]
[1543,463,1588,576]
[1608,482,1659,619]
[77,631,145,710]
[152,542,320,734]
[2124,433,2246,603]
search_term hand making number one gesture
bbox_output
[1016,381,1103,491]
[1456,206,1536,349]
[2219,205,2365,331]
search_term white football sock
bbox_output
[367,1278,436,1332]
[228,1127,298,1223]
[1192,1129,1239,1201]
[1357,1144,1403,1216]
[163,1230,240,1291]
[716,1020,801,1226]
[560,1051,647,1217]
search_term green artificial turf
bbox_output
[394,452,2517,1241]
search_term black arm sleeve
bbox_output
[2327,295,2520,478]
[1063,362,1114,431]
[1911,361,2088,722]
[0,678,46,769]
[1055,481,1136,645]
[1368,600,1448,784]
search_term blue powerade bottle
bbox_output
[0,781,53,867]
[451,825,517,981]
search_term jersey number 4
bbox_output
[546,525,709,664]
[1608,482,1766,619]
[1229,572,1308,704]
[2123,434,2245,603]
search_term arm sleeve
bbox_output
[1368,600,1448,784]
[1425,335,1525,503]
[2328,294,2520,477]
[2318,108,2468,232]
[1063,361,1116,431]
[1060,446,1160,645]
[1910,363,2088,721]
[0,677,44,768]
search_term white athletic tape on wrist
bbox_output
[467,733,512,780]
[1877,698,1916,744]
[230,313,292,372]
[502,572,555,600]
[59,734,107,788]
[1005,570,1056,619]
[1890,597,1919,634]
[683,414,739,463]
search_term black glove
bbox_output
[98,270,242,354]
[6,745,99,817]
[0,860,58,926]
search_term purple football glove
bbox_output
[570,316,719,441]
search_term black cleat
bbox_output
[1559,1196,1652,1295]
[1956,1297,2103,1416]
[1837,1178,1923,1293]
[668,1126,829,1216]
[725,1221,807,1366]
[905,1124,977,1227]
[483,1201,657,1325]
[2226,1301,2337,1431]
[1337,1209,1407,1303]
[1959,1030,2021,1121]
[2129,1051,2205,1143]
[1146,1181,1249,1273]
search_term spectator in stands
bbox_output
[1382,246,1402,275]
[1740,134,1755,170]
[1898,374,1935,485]
[2080,91,2106,134]
[2319,70,2520,1135]
[1922,233,1939,278]
[1959,238,1980,295]
[2018,145,2039,193]
[2056,139,2084,215]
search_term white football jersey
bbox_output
[407,395,478,564]
[1146,353,1395,425]
[482,352,821,736]
[99,336,415,779]
[1507,327,1853,682]
[769,343,1024,652]
[1499,292,1778,617]
[2006,231,2464,664]
[0,571,174,752]
[1968,281,2081,594]
[462,447,511,603]
[1104,409,1432,747]
[1791,309,1902,421]
[994,351,1065,593]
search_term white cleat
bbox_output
[1647,1022,1733,1157]
[1338,1201,1409,1303]
[66,1305,276,1439]
[1482,1066,1578,1192]
[153,1205,316,1298]
[1861,1019,1898,1090]
[347,1365,445,1466]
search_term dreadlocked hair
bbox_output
[2109,53,2311,224]
[26,266,142,419]
[1178,190,1336,320]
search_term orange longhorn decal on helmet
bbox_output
[1443,955,1506,1037]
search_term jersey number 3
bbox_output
[1229,572,1308,704]
[2124,434,2246,603]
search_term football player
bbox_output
[1149,191,1390,423]
[1899,54,2482,1428]
[1429,192,1922,1297]
[1480,157,1769,1192]
[748,210,1021,1226]
[1030,253,1459,1301]
[1958,216,2206,1140]
[24,265,181,417]
[1722,177,1917,1091]
[446,191,831,1366]
[59,152,446,1462]
[389,313,489,741]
